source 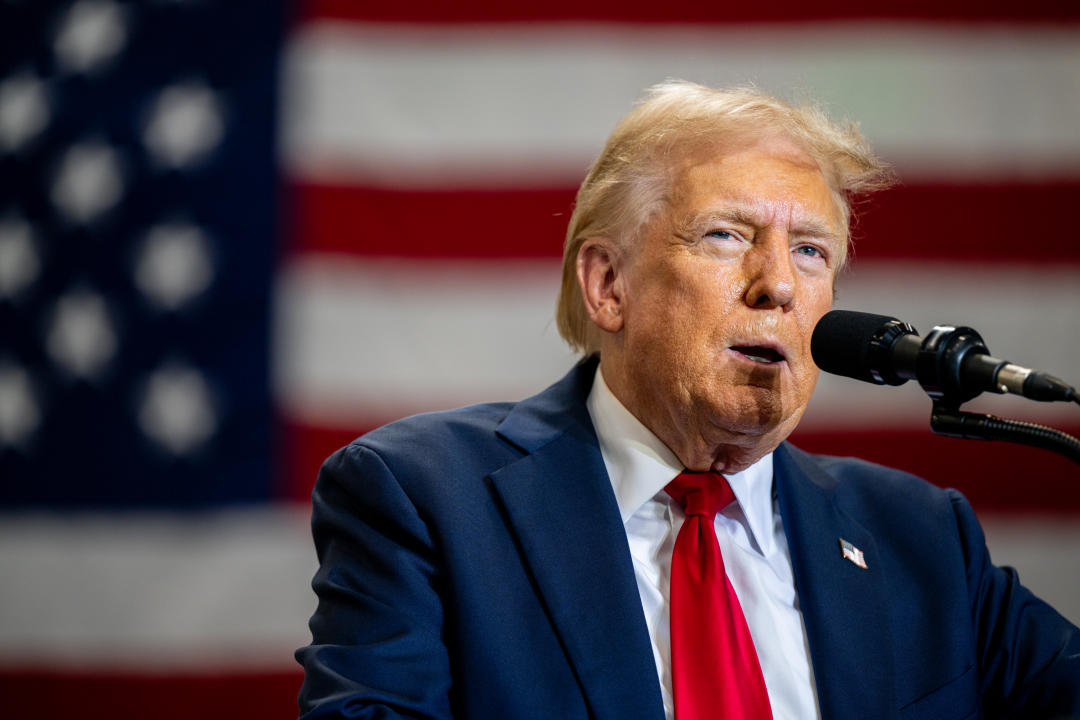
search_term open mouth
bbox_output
[730,346,786,364]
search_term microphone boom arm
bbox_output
[930,404,1080,465]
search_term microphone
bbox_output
[811,310,1076,404]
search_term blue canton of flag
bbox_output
[0,4,306,718]
[0,0,284,509]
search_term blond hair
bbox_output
[555,80,893,354]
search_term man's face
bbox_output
[606,136,843,472]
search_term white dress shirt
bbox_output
[586,367,821,720]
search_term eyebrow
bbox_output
[683,206,842,243]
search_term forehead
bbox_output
[669,137,842,234]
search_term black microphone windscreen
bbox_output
[811,310,900,382]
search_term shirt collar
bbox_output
[586,365,777,556]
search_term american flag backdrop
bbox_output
[2,1,1079,718]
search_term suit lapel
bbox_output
[489,360,665,720]
[490,362,902,719]
[774,444,898,720]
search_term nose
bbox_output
[743,233,795,310]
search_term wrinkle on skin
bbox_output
[581,136,843,474]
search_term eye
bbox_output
[794,244,824,259]
[704,228,745,244]
[792,243,833,273]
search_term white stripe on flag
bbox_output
[980,514,1080,624]
[0,507,316,670]
[275,255,1080,429]
[275,255,576,426]
[283,22,1080,186]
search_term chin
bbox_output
[712,388,790,433]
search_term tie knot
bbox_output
[665,471,734,518]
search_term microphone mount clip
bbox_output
[915,326,1080,465]
[915,325,991,410]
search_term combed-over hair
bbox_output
[555,80,894,354]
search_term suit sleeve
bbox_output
[296,442,453,720]
[950,490,1080,718]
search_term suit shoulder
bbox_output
[322,401,520,490]
[778,442,983,584]
[780,442,958,514]
[359,401,513,451]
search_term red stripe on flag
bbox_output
[288,183,573,259]
[788,425,1080,513]
[296,0,1080,25]
[279,419,361,502]
[284,419,1080,512]
[289,180,1080,263]
[849,181,1080,264]
[0,669,303,720]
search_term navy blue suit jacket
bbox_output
[297,358,1080,719]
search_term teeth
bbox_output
[746,353,771,363]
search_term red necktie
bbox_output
[666,471,772,720]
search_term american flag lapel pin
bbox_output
[839,538,868,569]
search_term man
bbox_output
[296,81,1080,719]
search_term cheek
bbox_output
[798,281,835,332]
[632,267,702,329]
[683,265,745,328]
[808,272,837,307]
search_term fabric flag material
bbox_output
[2,2,1079,718]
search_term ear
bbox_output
[576,237,625,334]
